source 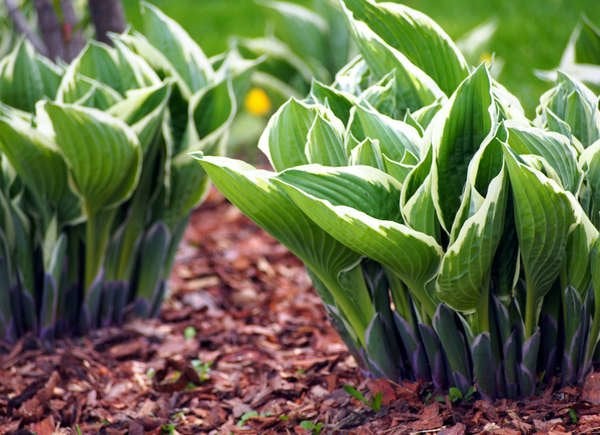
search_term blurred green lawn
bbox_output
[123,0,600,113]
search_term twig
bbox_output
[4,0,48,55]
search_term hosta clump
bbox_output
[0,3,254,341]
[197,0,600,399]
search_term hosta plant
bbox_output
[537,16,600,88]
[0,2,252,341]
[197,0,600,399]
[236,0,353,103]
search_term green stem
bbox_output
[586,295,600,363]
[476,280,491,335]
[84,208,116,291]
[524,282,538,338]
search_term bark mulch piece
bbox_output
[1,190,600,434]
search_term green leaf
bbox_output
[108,82,172,153]
[57,73,122,110]
[349,138,384,170]
[341,0,469,94]
[309,80,355,125]
[349,104,422,160]
[340,4,445,112]
[574,17,600,64]
[503,146,576,336]
[186,78,236,153]
[196,156,374,344]
[436,167,507,313]
[44,103,142,215]
[506,122,582,194]
[305,114,346,166]
[68,42,123,93]
[276,164,442,315]
[0,111,68,207]
[140,1,214,94]
[258,98,317,171]
[0,41,45,112]
[431,65,495,232]
[539,73,600,148]
[258,0,329,76]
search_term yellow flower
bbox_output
[480,52,493,65]
[244,87,272,116]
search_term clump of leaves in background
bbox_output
[0,1,254,341]
[537,17,600,88]
[197,0,600,399]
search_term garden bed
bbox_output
[2,190,600,434]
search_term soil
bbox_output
[2,190,600,434]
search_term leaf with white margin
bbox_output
[538,73,600,147]
[349,104,422,160]
[108,82,172,153]
[258,98,318,171]
[305,114,346,166]
[275,164,443,315]
[0,108,81,224]
[196,156,375,344]
[436,167,508,312]
[430,65,496,233]
[140,1,214,94]
[44,103,142,215]
[341,0,468,94]
[505,121,582,194]
[503,145,576,336]
[340,2,445,112]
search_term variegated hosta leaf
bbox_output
[348,104,422,160]
[503,146,576,336]
[431,65,496,232]
[196,156,375,344]
[360,72,400,119]
[0,110,81,225]
[111,39,161,90]
[341,0,469,94]
[564,198,598,294]
[140,1,214,94]
[186,78,236,154]
[275,164,443,315]
[0,41,56,112]
[258,0,330,76]
[538,73,600,148]
[44,103,142,215]
[505,122,583,194]
[108,82,172,152]
[574,17,600,64]
[401,147,440,240]
[258,98,318,171]
[305,114,346,166]
[340,3,445,112]
[57,70,123,110]
[581,140,600,227]
[436,167,508,313]
[157,154,209,229]
[492,81,527,122]
[349,138,384,170]
[309,80,356,125]
[66,42,123,93]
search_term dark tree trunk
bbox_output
[88,0,126,45]
[60,0,86,60]
[34,0,64,60]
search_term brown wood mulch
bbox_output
[2,190,600,434]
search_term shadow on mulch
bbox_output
[2,190,600,434]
